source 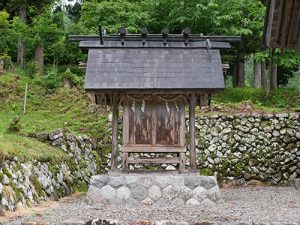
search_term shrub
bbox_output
[6,116,21,134]
[286,70,300,91]
[24,60,38,77]
[57,65,84,77]
[62,68,84,87]
[34,68,83,90]
[34,68,62,89]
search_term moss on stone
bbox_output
[54,187,65,198]
[2,167,12,178]
[0,171,4,181]
[30,176,46,198]
[200,168,214,176]
[25,199,31,207]
[49,164,60,174]
[73,181,88,193]
[15,189,23,202]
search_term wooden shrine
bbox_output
[264,0,300,50]
[70,28,240,172]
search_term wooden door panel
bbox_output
[155,100,183,145]
[128,99,152,145]
[124,96,185,147]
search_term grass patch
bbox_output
[0,72,110,160]
[212,88,300,109]
[0,72,109,137]
[0,133,68,161]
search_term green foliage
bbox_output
[0,54,13,69]
[33,68,83,90]
[34,68,62,89]
[253,51,269,62]
[0,10,13,54]
[62,68,84,87]
[81,0,151,34]
[286,70,300,91]
[0,10,9,27]
[57,65,84,77]
[213,88,300,108]
[276,49,300,69]
[24,60,39,77]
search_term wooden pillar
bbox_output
[254,60,262,88]
[266,48,275,93]
[189,94,197,172]
[111,93,119,170]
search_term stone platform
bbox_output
[87,172,221,205]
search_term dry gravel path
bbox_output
[1,186,300,225]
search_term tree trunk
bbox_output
[236,52,245,87]
[261,61,267,90]
[271,63,278,89]
[17,2,27,69]
[266,48,275,93]
[254,61,262,88]
[35,42,44,76]
[0,59,3,75]
[232,63,237,87]
[34,2,45,76]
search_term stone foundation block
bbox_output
[87,172,221,205]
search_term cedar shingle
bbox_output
[85,48,224,90]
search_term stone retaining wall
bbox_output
[87,172,221,205]
[195,113,300,185]
[0,130,102,211]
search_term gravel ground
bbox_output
[2,186,300,225]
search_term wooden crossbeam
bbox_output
[127,157,180,164]
[122,146,185,153]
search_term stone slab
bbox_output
[290,178,300,189]
[87,173,221,205]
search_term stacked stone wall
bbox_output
[0,130,102,211]
[195,113,300,185]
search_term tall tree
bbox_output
[34,1,46,75]
[0,10,11,54]
[0,0,28,68]
[17,1,27,69]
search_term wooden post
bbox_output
[267,48,275,93]
[23,83,28,114]
[189,94,197,172]
[111,93,119,170]
[0,59,3,75]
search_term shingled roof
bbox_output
[69,34,241,92]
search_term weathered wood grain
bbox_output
[111,94,119,170]
[189,94,197,172]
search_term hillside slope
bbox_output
[0,72,110,160]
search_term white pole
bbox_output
[23,83,28,114]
